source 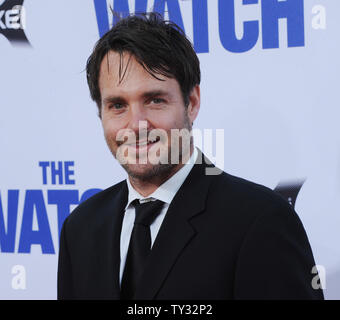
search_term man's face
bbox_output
[98,51,200,181]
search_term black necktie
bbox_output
[120,199,164,300]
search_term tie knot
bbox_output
[132,199,164,226]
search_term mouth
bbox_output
[125,136,161,150]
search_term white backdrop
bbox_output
[0,0,339,299]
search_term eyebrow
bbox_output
[142,90,170,99]
[103,96,125,105]
[102,90,170,105]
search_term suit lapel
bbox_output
[92,181,128,299]
[134,152,215,299]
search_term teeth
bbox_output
[149,137,160,143]
[125,138,159,147]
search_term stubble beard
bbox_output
[122,161,178,182]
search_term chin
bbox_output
[122,162,177,182]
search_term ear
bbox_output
[187,85,200,124]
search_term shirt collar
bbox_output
[125,147,198,209]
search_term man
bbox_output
[57,13,324,300]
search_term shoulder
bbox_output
[213,171,289,207]
[207,171,311,259]
[208,170,296,224]
[198,151,290,217]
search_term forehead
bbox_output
[98,51,178,97]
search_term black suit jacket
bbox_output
[58,153,324,300]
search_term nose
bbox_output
[127,103,150,134]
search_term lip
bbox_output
[124,138,160,151]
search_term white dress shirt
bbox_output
[119,147,198,286]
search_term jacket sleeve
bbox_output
[233,202,324,300]
[57,217,74,300]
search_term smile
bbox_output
[125,136,161,148]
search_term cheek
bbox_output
[102,121,120,143]
[152,109,187,131]
[172,109,190,129]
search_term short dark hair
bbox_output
[86,12,200,116]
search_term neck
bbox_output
[129,146,194,197]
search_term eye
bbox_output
[150,98,165,104]
[109,102,125,110]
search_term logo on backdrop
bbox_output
[93,0,306,53]
[0,0,29,46]
[0,161,101,255]
[274,179,305,208]
[0,160,306,255]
